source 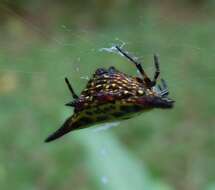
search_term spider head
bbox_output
[136,78,174,109]
[141,95,174,109]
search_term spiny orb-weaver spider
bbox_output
[45,46,174,142]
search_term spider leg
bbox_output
[160,79,169,96]
[152,54,160,85]
[65,77,78,99]
[161,78,167,89]
[157,84,162,91]
[115,45,152,87]
[65,101,76,107]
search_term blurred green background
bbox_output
[0,1,215,190]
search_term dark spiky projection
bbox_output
[45,46,174,142]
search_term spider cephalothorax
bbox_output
[45,46,174,142]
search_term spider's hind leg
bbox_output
[65,77,78,99]
[65,77,78,107]
[65,101,76,107]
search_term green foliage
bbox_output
[0,2,214,190]
[75,130,172,190]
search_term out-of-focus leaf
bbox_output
[74,127,173,190]
[207,184,215,190]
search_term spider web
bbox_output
[0,4,214,137]
[0,3,214,138]
[0,7,214,84]
[0,3,214,87]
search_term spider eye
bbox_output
[95,68,107,75]
[108,66,117,74]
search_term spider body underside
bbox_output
[45,46,174,142]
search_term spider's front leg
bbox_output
[157,79,169,97]
[115,45,153,88]
[151,54,160,86]
[160,79,169,96]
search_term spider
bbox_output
[45,46,174,142]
